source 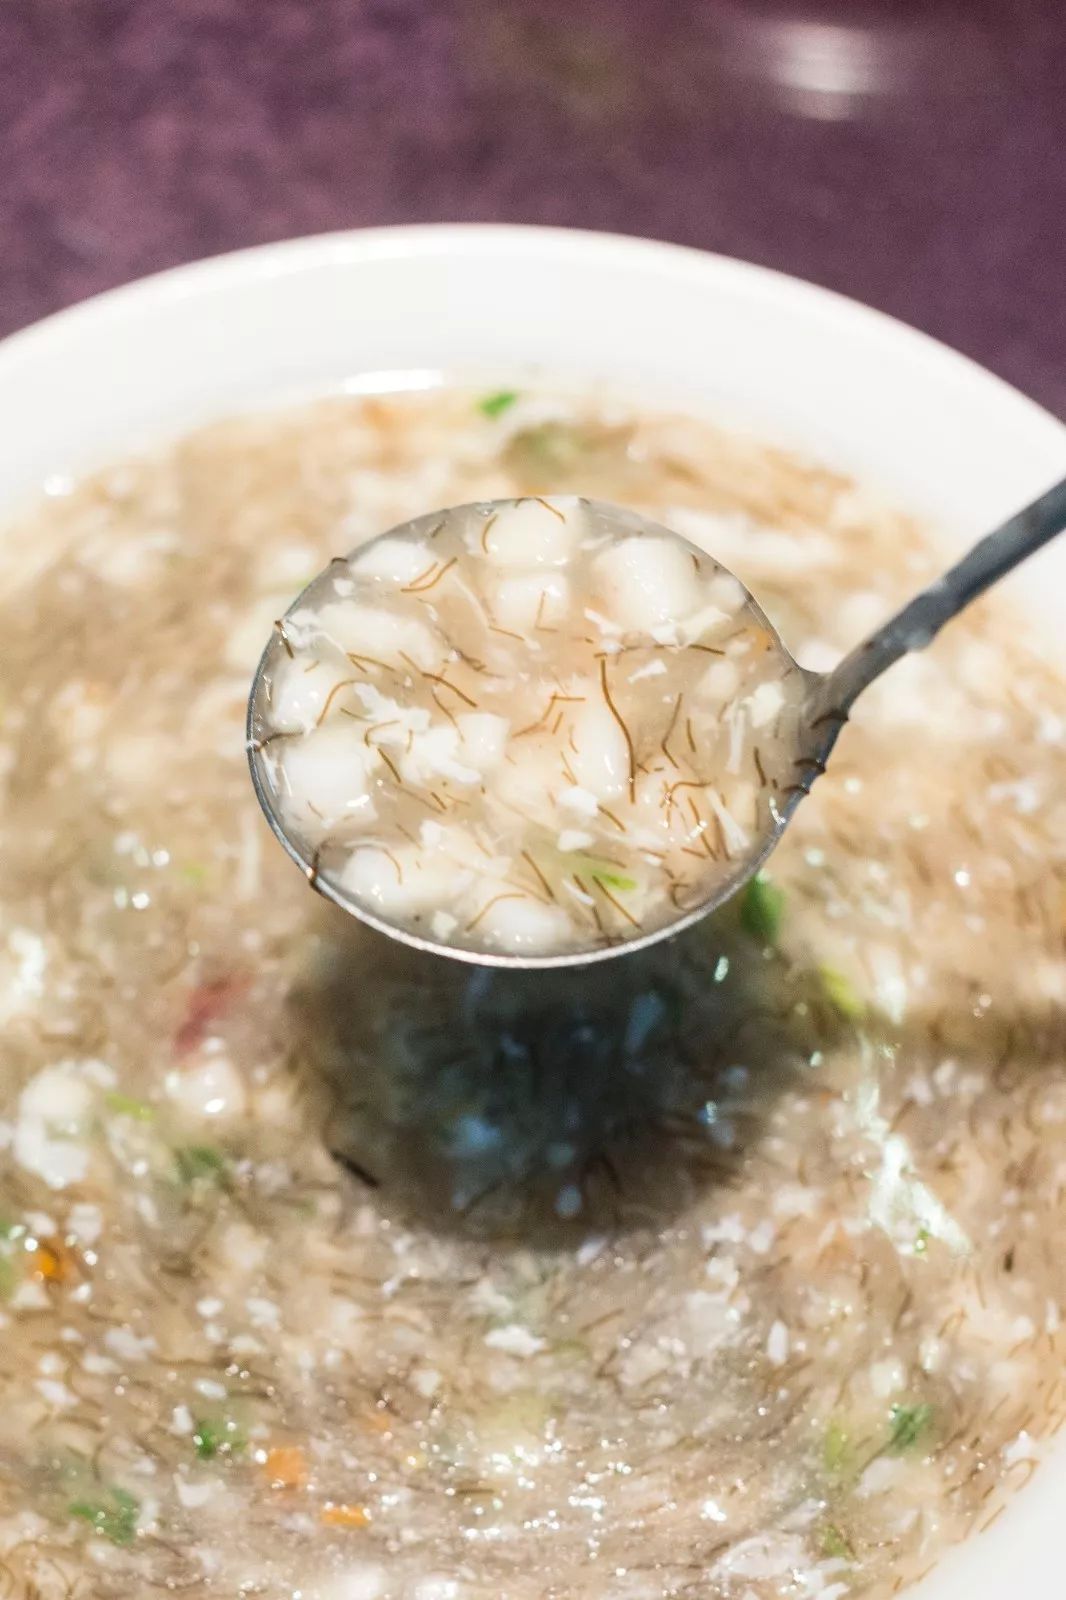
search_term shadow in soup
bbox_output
[288,902,834,1246]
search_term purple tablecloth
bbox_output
[2,0,1064,416]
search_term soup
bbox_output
[1,384,1065,1600]
[251,496,802,957]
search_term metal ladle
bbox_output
[248,476,1066,968]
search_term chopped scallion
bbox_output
[822,1419,852,1476]
[821,1523,854,1561]
[175,1145,227,1185]
[477,390,520,419]
[740,873,785,944]
[569,853,638,893]
[105,1090,155,1122]
[69,1485,139,1546]
[193,1413,246,1461]
[888,1401,934,1452]
[193,1418,221,1459]
[819,964,866,1021]
[590,869,637,893]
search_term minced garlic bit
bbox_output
[252,497,802,955]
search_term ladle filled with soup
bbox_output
[249,496,805,959]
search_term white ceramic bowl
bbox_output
[1,225,1064,1596]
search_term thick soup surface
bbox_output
[1,386,1065,1600]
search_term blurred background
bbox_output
[2,0,1063,414]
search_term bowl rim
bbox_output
[0,221,1062,438]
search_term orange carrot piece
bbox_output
[321,1503,371,1528]
[264,1445,308,1490]
[33,1239,76,1283]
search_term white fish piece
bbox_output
[669,505,837,574]
[716,1532,811,1582]
[675,601,732,645]
[401,725,481,787]
[166,1046,247,1121]
[766,1319,790,1366]
[627,657,667,684]
[557,829,595,852]
[340,844,474,919]
[14,1063,95,1190]
[35,1379,76,1409]
[490,568,571,632]
[0,927,48,1027]
[650,619,681,647]
[630,772,699,849]
[697,658,742,702]
[279,726,379,830]
[170,1405,194,1436]
[105,731,176,791]
[557,784,599,819]
[66,1203,102,1246]
[269,655,359,733]
[725,704,746,773]
[456,712,510,772]
[708,791,751,855]
[705,571,748,614]
[583,605,622,637]
[720,778,758,833]
[484,1324,547,1356]
[299,601,443,671]
[348,537,431,585]
[796,637,841,674]
[836,587,889,641]
[311,1564,386,1600]
[261,541,318,587]
[411,1578,461,1600]
[482,497,583,568]
[593,536,702,629]
[494,741,559,815]
[351,682,431,744]
[175,1476,216,1510]
[474,894,574,952]
[105,1325,157,1364]
[227,591,309,672]
[436,828,510,881]
[568,700,630,800]
[748,679,786,728]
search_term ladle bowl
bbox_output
[248,476,1066,968]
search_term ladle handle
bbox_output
[809,473,1066,725]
